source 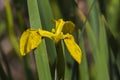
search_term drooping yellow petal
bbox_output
[20,29,42,56]
[64,34,82,64]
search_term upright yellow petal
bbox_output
[53,19,75,34]
[62,21,75,34]
[20,29,42,56]
[53,19,65,34]
[64,34,82,64]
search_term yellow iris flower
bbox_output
[20,19,82,64]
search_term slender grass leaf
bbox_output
[78,9,109,80]
[106,0,120,34]
[5,0,20,56]
[37,0,57,66]
[97,15,109,80]
[78,30,89,80]
[27,0,52,80]
[56,41,66,80]
[86,0,99,37]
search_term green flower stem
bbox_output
[55,41,66,80]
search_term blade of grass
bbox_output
[5,0,35,79]
[78,30,89,80]
[5,0,20,56]
[27,0,52,80]
[37,0,54,30]
[97,15,109,80]
[78,9,109,80]
[64,46,74,80]
[37,0,57,66]
[106,0,119,35]
[56,41,66,80]
[86,0,99,37]
[50,0,62,19]
[23,56,35,80]
[99,16,109,62]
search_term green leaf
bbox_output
[37,0,57,66]
[78,10,109,80]
[5,0,20,56]
[97,16,109,80]
[27,0,52,80]
[78,30,89,80]
[56,41,66,80]
[87,0,100,37]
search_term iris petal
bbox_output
[64,34,82,64]
[20,29,42,56]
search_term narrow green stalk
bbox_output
[106,0,119,35]
[64,46,74,80]
[5,0,20,56]
[98,16,109,80]
[27,0,52,80]
[37,0,57,66]
[78,10,109,80]
[78,30,89,80]
[87,0,99,37]
[55,41,66,80]
[23,56,35,80]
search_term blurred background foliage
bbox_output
[0,0,120,80]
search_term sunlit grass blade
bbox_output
[37,0,57,66]
[37,0,54,31]
[106,0,119,35]
[98,16,109,80]
[35,41,52,80]
[50,0,62,19]
[27,0,52,80]
[64,46,74,80]
[86,0,99,36]
[78,9,109,80]
[64,64,73,80]
[78,30,89,80]
[5,0,20,56]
